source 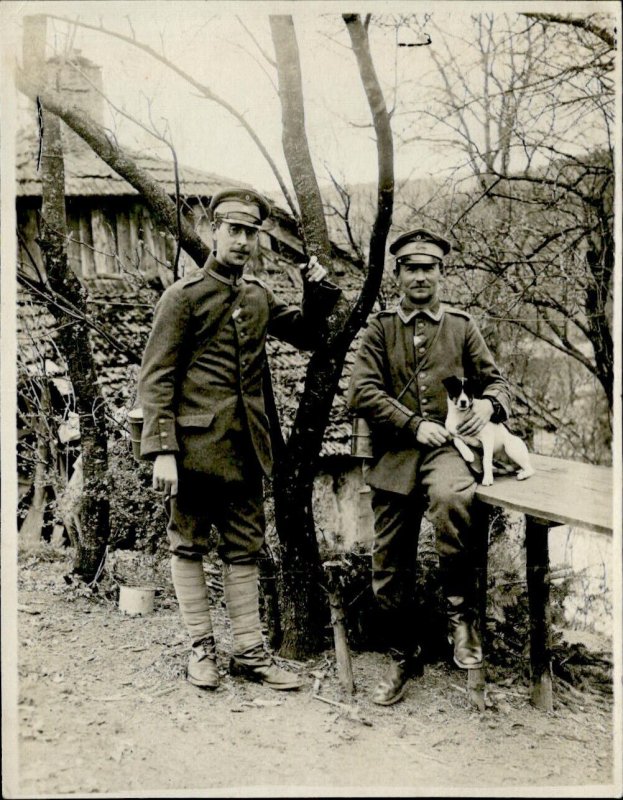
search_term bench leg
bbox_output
[525,517,553,711]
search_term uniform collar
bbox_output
[397,299,443,324]
[204,253,244,286]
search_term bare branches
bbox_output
[324,171,366,267]
[397,11,614,416]
[45,14,298,217]
[59,58,184,280]
[17,267,142,366]
[236,15,276,67]
[522,12,616,48]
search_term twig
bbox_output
[312,694,372,726]
[151,685,177,697]
[313,693,352,710]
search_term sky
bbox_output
[2,0,616,205]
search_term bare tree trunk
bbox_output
[269,15,338,655]
[26,15,110,580]
[269,14,394,657]
[19,432,50,547]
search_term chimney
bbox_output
[46,50,105,152]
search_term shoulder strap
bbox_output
[375,313,415,403]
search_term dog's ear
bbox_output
[465,376,484,397]
[442,376,462,397]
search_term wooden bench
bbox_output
[474,453,614,710]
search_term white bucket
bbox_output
[119,585,156,616]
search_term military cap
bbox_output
[389,228,452,262]
[209,187,271,229]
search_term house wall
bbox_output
[17,194,347,285]
[549,525,614,637]
[17,198,176,282]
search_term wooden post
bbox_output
[468,668,486,712]
[323,561,355,696]
[525,517,553,711]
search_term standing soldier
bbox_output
[139,188,339,691]
[347,228,511,705]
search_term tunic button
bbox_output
[422,410,428,416]
[421,385,427,391]
[422,398,428,405]
[419,347,425,354]
[420,371,426,378]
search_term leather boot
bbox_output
[372,646,423,706]
[224,563,302,691]
[230,644,302,690]
[447,596,483,669]
[187,636,219,689]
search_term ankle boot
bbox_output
[447,596,483,669]
[171,555,219,688]
[372,646,423,706]
[230,644,302,690]
[187,636,219,689]
[223,563,301,691]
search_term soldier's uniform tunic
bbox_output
[347,301,511,630]
[139,253,338,564]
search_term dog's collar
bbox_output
[397,301,443,324]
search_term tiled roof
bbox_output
[16,130,255,199]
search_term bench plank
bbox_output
[475,454,612,535]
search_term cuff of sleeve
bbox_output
[483,395,506,423]
[387,397,418,430]
[140,417,179,459]
[304,280,342,315]
[407,415,424,438]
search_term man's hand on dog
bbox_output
[416,420,451,447]
[456,398,494,437]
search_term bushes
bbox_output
[107,436,168,554]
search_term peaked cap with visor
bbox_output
[389,228,452,269]
[209,188,271,230]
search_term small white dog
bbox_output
[443,376,535,486]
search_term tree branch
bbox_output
[269,16,332,266]
[343,14,394,331]
[45,13,298,217]
[16,70,211,268]
[522,12,615,48]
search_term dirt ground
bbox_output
[6,550,618,798]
